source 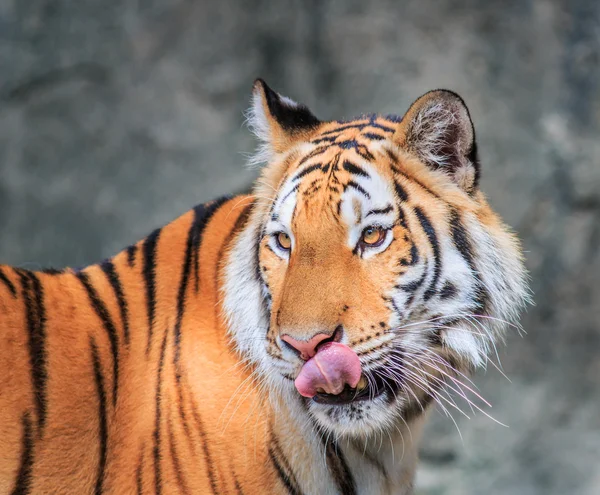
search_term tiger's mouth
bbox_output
[292,341,404,407]
[312,369,401,406]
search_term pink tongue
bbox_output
[294,342,362,398]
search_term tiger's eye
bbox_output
[362,227,384,246]
[276,232,292,250]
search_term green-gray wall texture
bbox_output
[1,1,599,493]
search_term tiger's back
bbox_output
[0,195,276,494]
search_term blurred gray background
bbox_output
[1,0,599,493]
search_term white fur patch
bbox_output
[244,90,301,168]
[221,216,270,364]
[339,161,397,256]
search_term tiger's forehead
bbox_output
[312,114,402,146]
[280,115,401,208]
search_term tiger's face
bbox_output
[224,80,529,438]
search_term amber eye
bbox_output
[276,232,292,251]
[361,226,386,247]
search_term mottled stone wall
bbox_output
[1,0,599,493]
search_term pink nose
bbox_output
[281,333,331,361]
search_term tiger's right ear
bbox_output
[247,79,321,166]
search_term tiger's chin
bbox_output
[286,372,417,438]
[308,394,410,438]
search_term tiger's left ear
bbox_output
[395,90,480,194]
[247,79,321,166]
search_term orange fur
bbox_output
[0,82,529,494]
[0,198,283,494]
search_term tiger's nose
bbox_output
[281,333,332,361]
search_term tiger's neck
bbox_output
[264,391,424,494]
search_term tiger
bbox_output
[0,79,529,495]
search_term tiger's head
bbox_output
[223,80,529,438]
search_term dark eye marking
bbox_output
[342,160,370,178]
[366,205,393,218]
[345,180,371,199]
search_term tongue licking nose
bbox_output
[294,342,362,398]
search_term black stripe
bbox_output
[439,281,458,299]
[448,210,476,271]
[270,436,302,495]
[190,396,219,494]
[397,204,409,229]
[174,383,192,480]
[174,198,230,374]
[292,163,322,182]
[90,338,108,495]
[136,446,145,495]
[215,201,255,298]
[0,267,17,297]
[369,121,395,133]
[345,180,371,199]
[387,150,443,200]
[363,132,385,140]
[342,160,370,178]
[394,180,409,202]
[77,271,120,406]
[233,472,244,495]
[448,210,489,313]
[190,197,231,293]
[10,412,34,495]
[28,273,47,435]
[398,258,428,293]
[296,146,328,167]
[325,439,357,495]
[127,244,137,267]
[317,122,367,137]
[40,267,63,275]
[366,205,393,217]
[100,260,130,346]
[311,135,337,145]
[318,119,395,137]
[310,419,356,495]
[337,139,375,161]
[168,414,190,495]
[279,183,300,207]
[414,207,441,300]
[400,243,420,267]
[269,446,302,495]
[255,227,270,319]
[153,329,169,495]
[142,228,161,355]
[16,270,47,436]
[399,259,429,309]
